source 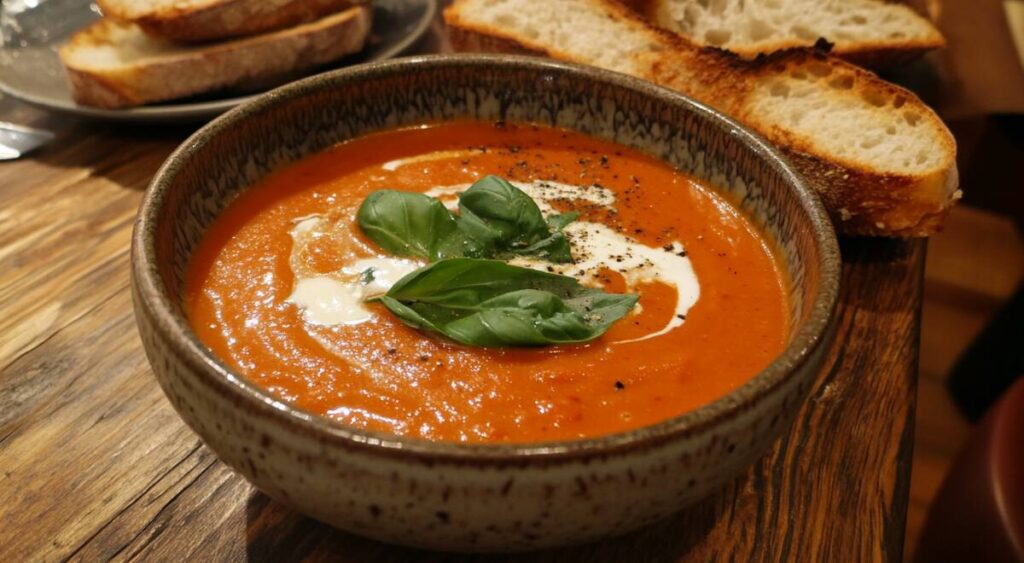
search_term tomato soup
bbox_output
[185,121,789,443]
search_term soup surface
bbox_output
[185,121,789,443]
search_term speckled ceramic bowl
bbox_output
[131,55,840,552]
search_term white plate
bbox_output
[0,0,437,122]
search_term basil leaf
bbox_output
[457,175,548,245]
[356,176,581,264]
[378,259,638,347]
[356,190,463,260]
[516,211,579,263]
[457,176,575,263]
[547,211,580,231]
[515,232,574,263]
[444,290,595,345]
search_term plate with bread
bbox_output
[0,0,436,121]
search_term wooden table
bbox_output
[0,21,924,563]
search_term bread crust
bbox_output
[706,38,945,69]
[97,0,362,43]
[60,6,372,108]
[779,147,957,236]
[616,0,659,15]
[443,0,959,237]
[446,26,545,58]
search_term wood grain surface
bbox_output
[0,21,923,563]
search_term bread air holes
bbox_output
[860,136,883,150]
[494,13,517,27]
[808,62,832,78]
[904,112,921,126]
[705,28,732,45]
[862,89,886,106]
[749,19,774,42]
[769,82,790,98]
[791,25,818,41]
[829,75,854,90]
[681,6,700,30]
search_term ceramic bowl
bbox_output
[131,55,840,552]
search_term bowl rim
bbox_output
[132,54,840,463]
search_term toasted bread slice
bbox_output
[97,0,363,44]
[444,0,959,237]
[59,6,372,109]
[630,0,944,65]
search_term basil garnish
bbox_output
[356,190,466,261]
[356,176,575,263]
[375,259,639,346]
[354,175,639,347]
[546,211,580,231]
[457,176,574,262]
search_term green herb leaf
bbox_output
[356,177,579,264]
[377,259,638,347]
[515,210,579,264]
[512,232,574,263]
[356,190,463,260]
[457,175,549,247]
[457,175,574,263]
[547,211,580,231]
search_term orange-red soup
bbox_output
[185,121,789,443]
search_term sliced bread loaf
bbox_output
[59,6,372,109]
[638,0,945,65]
[97,0,362,43]
[444,0,958,237]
